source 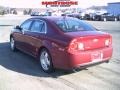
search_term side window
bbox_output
[56,20,66,31]
[20,20,32,30]
[31,20,46,33]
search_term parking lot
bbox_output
[0,16,120,90]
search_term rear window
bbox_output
[54,18,96,32]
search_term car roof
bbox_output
[30,16,75,21]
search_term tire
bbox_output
[39,48,54,73]
[10,37,17,51]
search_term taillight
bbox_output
[105,37,112,46]
[68,39,84,54]
[78,43,84,50]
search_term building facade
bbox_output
[107,2,120,16]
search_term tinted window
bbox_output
[31,20,45,33]
[21,20,32,30]
[55,18,96,32]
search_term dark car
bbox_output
[94,13,118,21]
[10,16,113,73]
[82,14,91,20]
[93,14,102,21]
[62,13,81,19]
[117,14,120,21]
[70,13,81,19]
[31,12,40,16]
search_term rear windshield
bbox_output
[54,18,96,32]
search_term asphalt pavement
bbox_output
[0,16,120,90]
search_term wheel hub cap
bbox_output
[40,51,50,70]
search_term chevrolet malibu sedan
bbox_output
[10,16,113,73]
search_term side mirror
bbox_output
[15,25,22,30]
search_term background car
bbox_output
[10,16,113,73]
[93,13,118,21]
[61,13,81,19]
[31,12,40,16]
[117,14,120,21]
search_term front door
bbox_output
[23,19,47,57]
[15,19,33,53]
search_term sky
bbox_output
[0,0,120,8]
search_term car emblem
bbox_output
[93,39,98,42]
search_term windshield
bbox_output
[54,18,96,32]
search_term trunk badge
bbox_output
[93,39,98,42]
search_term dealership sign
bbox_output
[42,0,78,7]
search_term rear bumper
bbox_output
[64,46,113,70]
[72,58,110,70]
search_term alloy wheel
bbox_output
[39,49,54,73]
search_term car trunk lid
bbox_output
[66,31,111,51]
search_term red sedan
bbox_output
[10,16,113,73]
